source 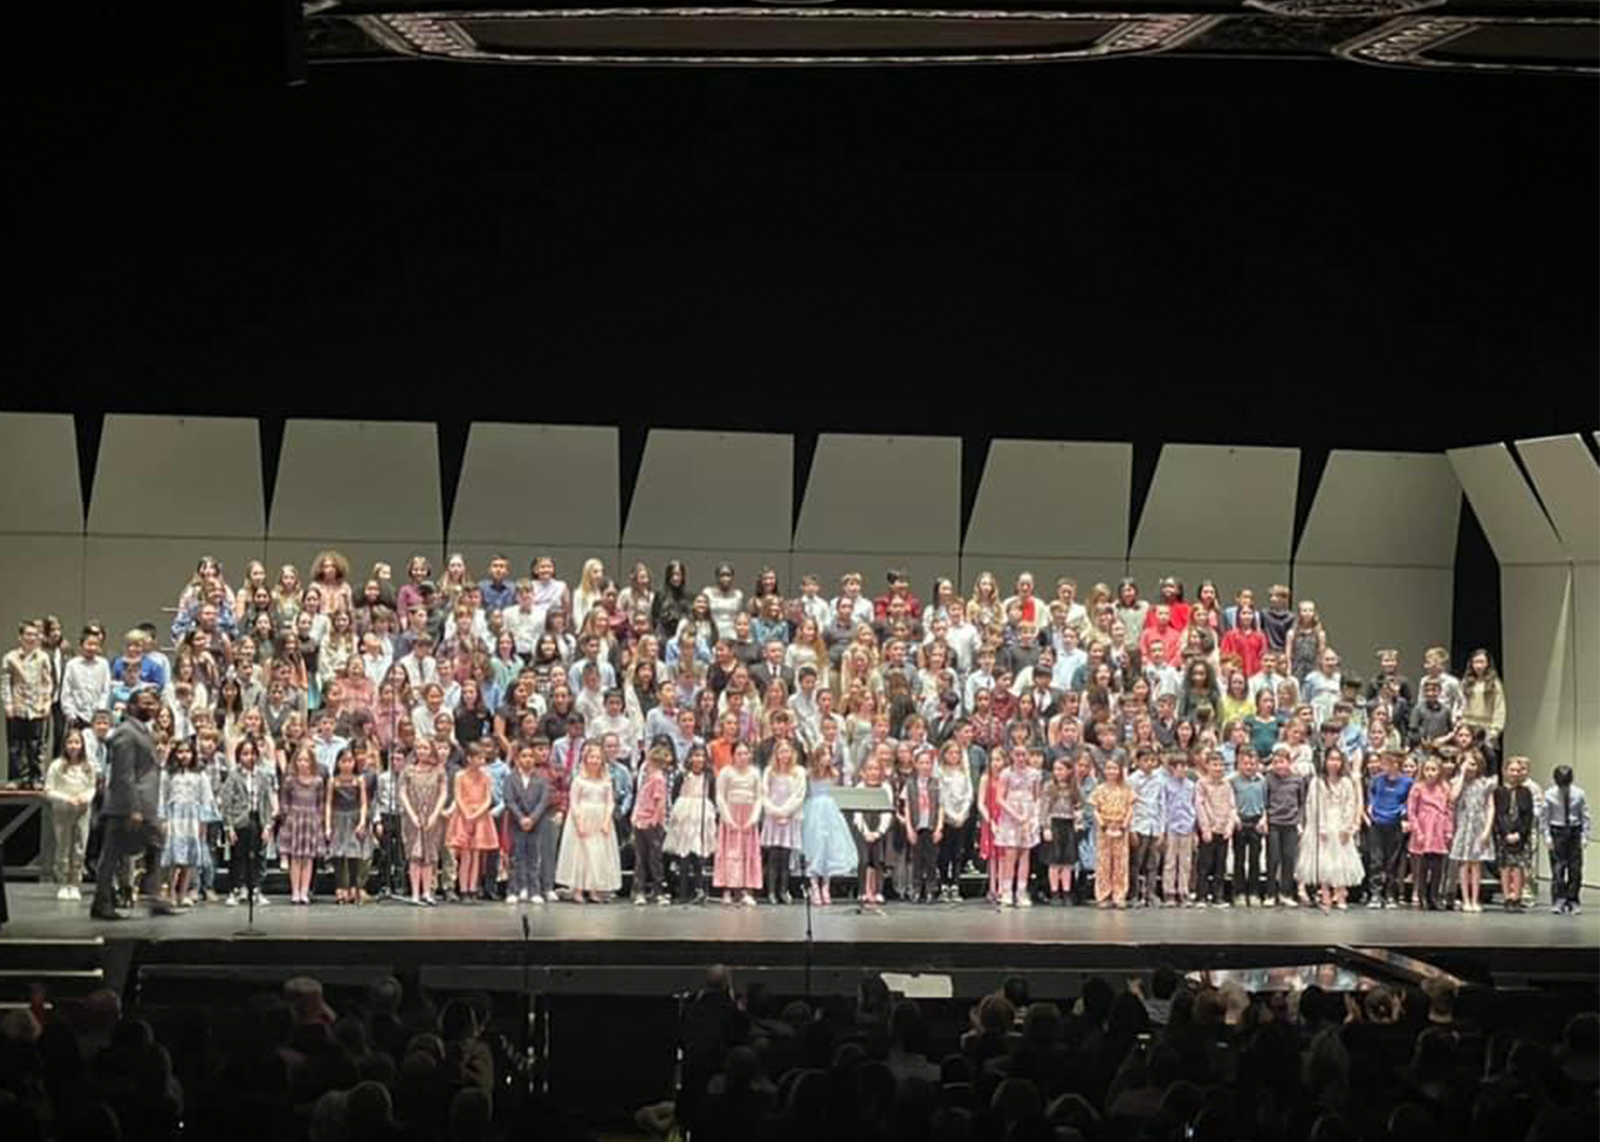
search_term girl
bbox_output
[651,560,691,643]
[234,560,269,625]
[618,563,656,621]
[156,740,210,907]
[309,550,353,616]
[439,553,471,613]
[1493,755,1537,912]
[447,745,499,901]
[852,752,895,907]
[1405,756,1454,911]
[271,564,303,631]
[555,743,622,903]
[936,740,974,903]
[1448,753,1496,913]
[1041,757,1080,906]
[401,739,447,905]
[324,746,369,905]
[1090,758,1134,908]
[1298,747,1362,911]
[714,741,763,905]
[318,609,358,689]
[45,728,95,901]
[993,744,1042,908]
[278,746,325,905]
[1287,600,1326,684]
[1245,688,1283,758]
[759,740,806,905]
[1460,649,1506,772]
[1219,671,1254,730]
[793,749,848,907]
[572,559,608,629]
[976,746,1008,902]
[967,572,1004,637]
[665,744,718,903]
[1074,753,1099,904]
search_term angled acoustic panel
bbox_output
[0,416,85,692]
[1128,444,1298,605]
[1515,435,1600,565]
[962,440,1130,597]
[450,423,618,548]
[88,415,265,539]
[268,420,444,584]
[1293,452,1459,678]
[622,430,792,594]
[1449,442,1575,770]
[793,434,960,603]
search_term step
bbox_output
[0,967,105,1002]
[0,938,105,973]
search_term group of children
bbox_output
[7,551,1587,916]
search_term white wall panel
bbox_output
[270,420,442,544]
[1131,444,1298,563]
[793,435,960,557]
[0,413,82,535]
[963,440,1129,561]
[1447,443,1563,564]
[450,423,617,548]
[1516,434,1600,564]
[88,415,264,539]
[623,431,791,553]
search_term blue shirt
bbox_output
[1230,772,1267,819]
[311,734,349,776]
[1161,771,1198,835]
[485,758,510,817]
[608,759,634,819]
[479,578,517,613]
[1368,772,1413,825]
[110,656,167,691]
[1130,768,1166,836]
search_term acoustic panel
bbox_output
[1498,564,1576,767]
[623,431,791,552]
[85,537,266,648]
[1447,443,1564,565]
[963,440,1130,560]
[0,413,82,535]
[1130,445,1298,563]
[0,535,86,639]
[270,420,442,543]
[1296,451,1460,566]
[793,435,960,556]
[1515,434,1600,565]
[1290,564,1451,678]
[1573,561,1600,796]
[450,423,618,548]
[88,415,264,539]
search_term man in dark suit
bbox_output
[91,685,174,920]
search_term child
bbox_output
[666,744,718,903]
[976,746,1008,902]
[400,739,447,905]
[1074,753,1098,904]
[1263,748,1305,908]
[1228,749,1267,906]
[1364,749,1412,908]
[447,743,498,901]
[992,742,1041,909]
[1041,756,1081,906]
[1127,748,1166,908]
[851,751,894,907]
[759,740,807,905]
[556,743,622,904]
[161,739,219,909]
[325,746,370,905]
[631,744,672,905]
[219,737,277,907]
[714,742,763,906]
[1545,763,1590,916]
[1492,755,1536,913]
[44,728,95,901]
[1160,751,1199,908]
[1448,752,1496,913]
[1195,750,1237,907]
[935,740,973,903]
[1298,747,1363,911]
[1404,756,1454,911]
[504,744,550,904]
[1089,758,1134,908]
[898,747,942,905]
[532,738,566,902]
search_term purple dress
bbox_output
[279,775,326,858]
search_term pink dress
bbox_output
[714,766,763,889]
[1406,780,1455,856]
[446,768,499,852]
[993,766,1041,850]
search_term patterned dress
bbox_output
[993,765,1041,850]
[665,769,718,859]
[326,778,366,860]
[400,763,446,862]
[278,774,326,859]
[162,770,219,868]
[714,765,763,889]
[759,769,805,849]
[1449,776,1495,863]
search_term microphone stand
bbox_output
[233,809,267,938]
[697,760,712,905]
[799,852,813,1001]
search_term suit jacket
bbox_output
[900,773,942,832]
[750,663,794,697]
[504,769,549,825]
[102,719,161,820]
[218,765,279,829]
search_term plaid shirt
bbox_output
[3,648,54,719]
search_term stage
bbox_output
[5,883,1596,1003]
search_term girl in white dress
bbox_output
[555,743,622,902]
[665,744,718,902]
[1298,746,1364,910]
[759,740,807,904]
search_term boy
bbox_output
[1229,749,1267,906]
[899,747,943,905]
[1128,747,1166,908]
[1263,747,1305,907]
[1364,749,1412,908]
[1160,751,1199,907]
[631,746,671,905]
[1545,764,1590,916]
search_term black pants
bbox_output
[1233,820,1263,900]
[912,828,938,900]
[1369,822,1406,902]
[676,853,706,901]
[1198,837,1228,903]
[1266,824,1299,900]
[335,856,361,892]
[763,844,792,900]
[5,716,44,786]
[379,812,405,894]
[93,817,162,915]
[1411,851,1445,909]
[231,819,264,896]
[1550,826,1583,905]
[479,849,500,899]
[938,824,965,888]
[1130,834,1162,901]
[634,825,666,898]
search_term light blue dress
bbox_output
[801,778,859,879]
[162,770,220,868]
[1077,775,1098,872]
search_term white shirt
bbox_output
[62,655,111,724]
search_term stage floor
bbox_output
[6,883,1596,984]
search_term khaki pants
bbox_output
[1097,832,1129,902]
[52,804,91,886]
[1163,832,1196,902]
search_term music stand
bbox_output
[834,785,894,916]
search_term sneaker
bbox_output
[1282,897,1299,909]
[1214,900,1230,909]
[1553,903,1567,915]
[1261,896,1276,908]
[57,886,71,901]
[528,894,544,904]
[742,893,758,907]
[634,894,649,907]
[1335,902,1348,911]
[69,887,82,901]
[226,890,240,907]
[1017,894,1033,908]
[1367,897,1383,910]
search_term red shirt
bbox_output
[1219,629,1266,678]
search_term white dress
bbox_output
[555,773,623,892]
[1296,775,1364,887]
[665,770,718,858]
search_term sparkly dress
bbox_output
[994,766,1042,850]
[801,775,858,879]
[326,778,366,860]
[278,774,326,859]
[1449,776,1495,863]
[555,772,622,891]
[400,763,446,862]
